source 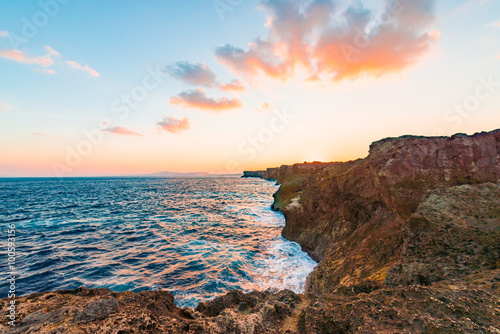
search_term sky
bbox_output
[0,0,499,177]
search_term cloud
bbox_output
[0,31,8,37]
[66,60,100,77]
[157,117,191,134]
[220,79,246,92]
[102,126,143,136]
[215,0,438,82]
[34,68,57,75]
[0,46,99,77]
[493,22,500,27]
[0,46,59,68]
[169,88,242,111]
[216,43,292,81]
[166,61,218,87]
[166,61,246,92]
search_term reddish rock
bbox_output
[264,129,500,294]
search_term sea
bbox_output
[0,177,316,307]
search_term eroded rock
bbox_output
[73,297,120,323]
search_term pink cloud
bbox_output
[34,68,57,75]
[0,46,99,77]
[103,126,143,136]
[157,117,191,134]
[220,79,246,92]
[314,28,440,81]
[169,88,242,111]
[215,0,438,82]
[0,46,59,68]
[66,60,100,77]
[0,31,8,37]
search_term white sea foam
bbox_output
[254,236,317,293]
[252,206,285,225]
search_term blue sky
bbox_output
[0,0,499,176]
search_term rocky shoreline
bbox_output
[2,130,499,333]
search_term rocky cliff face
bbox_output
[2,130,499,333]
[262,130,500,295]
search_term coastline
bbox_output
[246,129,500,294]
[2,129,499,333]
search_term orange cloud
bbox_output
[314,28,440,81]
[169,88,242,111]
[103,126,143,136]
[219,80,246,92]
[216,0,438,83]
[157,117,191,134]
[220,79,246,92]
[217,43,294,81]
[0,46,59,68]
[66,60,100,77]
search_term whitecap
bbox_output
[253,237,317,293]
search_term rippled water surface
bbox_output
[0,177,316,307]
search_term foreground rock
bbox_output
[1,272,499,333]
[2,129,499,333]
[0,288,307,333]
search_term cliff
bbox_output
[259,130,500,294]
[2,130,499,333]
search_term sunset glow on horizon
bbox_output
[1,0,499,177]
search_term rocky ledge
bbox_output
[2,130,499,333]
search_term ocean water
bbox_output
[0,177,316,307]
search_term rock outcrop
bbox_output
[260,130,500,294]
[242,171,269,179]
[2,129,499,333]
[2,273,499,333]
[0,288,308,333]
